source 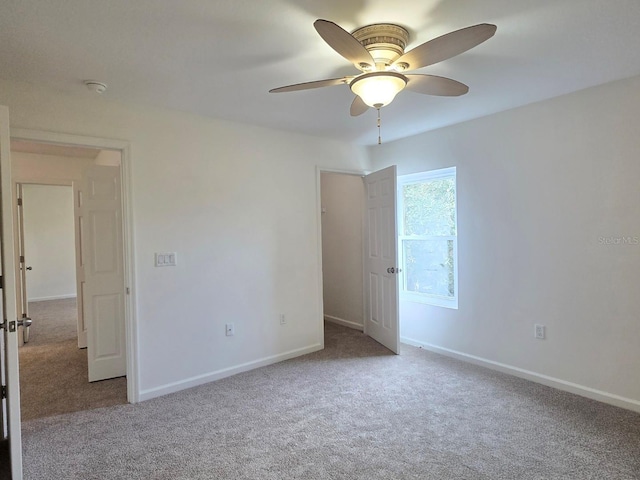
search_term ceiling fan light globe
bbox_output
[350,72,407,108]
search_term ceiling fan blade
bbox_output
[405,74,469,96]
[394,24,497,71]
[269,77,351,93]
[314,19,375,69]
[350,96,369,116]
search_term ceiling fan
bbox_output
[270,19,496,141]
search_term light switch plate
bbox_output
[155,252,177,267]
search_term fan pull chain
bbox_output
[377,108,382,145]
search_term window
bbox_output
[398,167,457,308]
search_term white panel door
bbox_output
[81,165,126,382]
[73,182,87,348]
[364,165,400,354]
[0,105,23,478]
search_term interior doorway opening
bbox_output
[318,166,401,354]
[11,140,128,420]
[319,171,366,333]
[18,184,76,337]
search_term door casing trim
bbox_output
[10,128,139,403]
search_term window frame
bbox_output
[397,167,458,309]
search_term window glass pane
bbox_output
[403,239,454,298]
[402,177,456,236]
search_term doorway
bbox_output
[15,182,127,420]
[318,166,401,353]
[10,137,133,419]
[320,171,366,332]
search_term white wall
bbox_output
[22,184,76,301]
[94,149,121,166]
[12,151,94,182]
[321,172,364,330]
[369,75,640,409]
[0,79,370,399]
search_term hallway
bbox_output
[19,299,127,421]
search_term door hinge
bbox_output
[0,275,3,288]
[1,385,6,399]
[17,197,22,206]
[20,255,24,263]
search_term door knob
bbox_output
[22,317,33,343]
[387,267,395,274]
[7,317,32,332]
[26,266,33,271]
[17,318,32,328]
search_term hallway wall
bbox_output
[22,185,76,301]
[321,172,365,330]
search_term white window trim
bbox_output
[397,167,458,309]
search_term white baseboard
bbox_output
[324,315,363,331]
[401,336,640,414]
[139,343,323,402]
[28,294,77,302]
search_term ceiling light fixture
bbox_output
[270,19,496,144]
[350,72,407,109]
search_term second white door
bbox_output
[80,165,127,382]
[364,165,400,354]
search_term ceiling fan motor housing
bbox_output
[352,23,409,68]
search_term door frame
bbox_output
[10,128,139,403]
[315,166,370,346]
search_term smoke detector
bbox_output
[84,80,107,94]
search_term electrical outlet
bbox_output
[534,324,545,339]
[279,314,286,325]
[225,323,234,336]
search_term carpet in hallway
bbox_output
[19,298,127,421]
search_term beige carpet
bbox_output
[19,298,127,421]
[20,322,640,479]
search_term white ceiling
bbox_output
[2,0,640,145]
